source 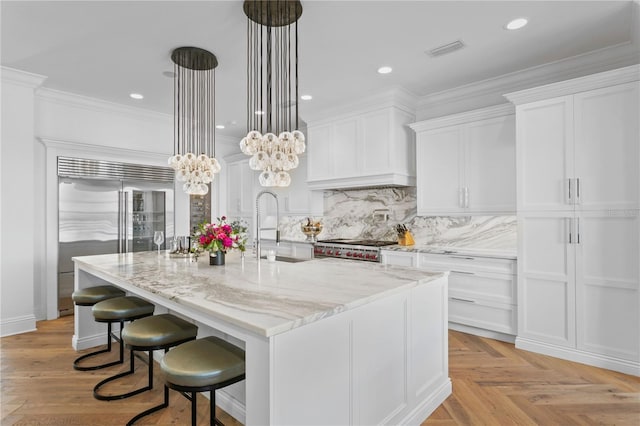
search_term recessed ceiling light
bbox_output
[129,93,144,100]
[505,17,528,30]
[301,94,313,101]
[255,110,265,115]
[216,124,225,129]
[377,66,393,74]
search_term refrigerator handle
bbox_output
[124,194,129,253]
[118,191,125,253]
[117,191,122,253]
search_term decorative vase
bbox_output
[209,251,225,266]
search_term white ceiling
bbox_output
[1,1,637,138]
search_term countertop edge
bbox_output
[382,245,517,260]
[73,255,447,338]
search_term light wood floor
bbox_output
[1,316,639,425]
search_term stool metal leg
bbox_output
[73,320,125,371]
[94,349,153,401]
[126,384,169,426]
[192,391,197,426]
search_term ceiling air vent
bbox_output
[427,40,465,57]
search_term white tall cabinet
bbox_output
[505,65,639,376]
[410,104,516,215]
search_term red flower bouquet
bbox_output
[196,216,247,254]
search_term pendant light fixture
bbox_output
[168,47,221,195]
[239,0,306,188]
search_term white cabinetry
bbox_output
[411,104,516,215]
[270,156,317,215]
[307,105,415,190]
[381,250,517,342]
[226,158,256,218]
[258,239,314,260]
[506,65,639,375]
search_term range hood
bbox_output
[305,91,417,191]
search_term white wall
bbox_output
[1,68,46,336]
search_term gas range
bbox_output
[314,239,397,262]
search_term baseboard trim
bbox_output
[516,337,640,377]
[449,322,516,344]
[0,314,37,337]
[72,331,110,351]
[216,389,247,425]
[401,378,453,425]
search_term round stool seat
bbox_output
[72,285,126,306]
[122,314,198,349]
[161,336,245,389]
[92,296,154,321]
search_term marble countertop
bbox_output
[382,244,517,260]
[73,251,445,337]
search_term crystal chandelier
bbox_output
[168,47,221,195]
[239,0,306,188]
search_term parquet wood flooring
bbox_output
[1,316,639,425]
[424,331,640,425]
[1,316,242,425]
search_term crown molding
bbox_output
[38,137,171,164]
[410,103,514,133]
[1,66,47,88]
[304,86,418,126]
[417,41,639,117]
[36,87,172,123]
[504,64,640,105]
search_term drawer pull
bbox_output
[451,270,474,275]
[451,297,476,303]
[450,256,474,260]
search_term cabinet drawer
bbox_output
[449,298,516,335]
[449,272,516,305]
[381,251,418,267]
[418,253,515,275]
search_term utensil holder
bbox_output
[398,231,415,246]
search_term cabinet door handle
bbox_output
[451,297,475,303]
[567,178,573,204]
[451,270,475,275]
[567,217,573,244]
[576,217,581,244]
[576,178,581,204]
[450,256,474,260]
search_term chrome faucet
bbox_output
[255,190,280,260]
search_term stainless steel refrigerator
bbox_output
[57,157,174,316]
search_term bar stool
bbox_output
[72,285,126,371]
[128,336,245,426]
[94,313,198,402]
[87,295,154,396]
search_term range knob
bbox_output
[346,252,352,257]
[327,250,333,255]
[335,250,341,256]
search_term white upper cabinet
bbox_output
[270,156,317,215]
[411,104,516,216]
[573,83,639,211]
[306,105,416,190]
[513,81,639,212]
[226,158,256,218]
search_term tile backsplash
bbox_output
[278,187,516,250]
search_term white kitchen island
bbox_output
[73,251,450,425]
